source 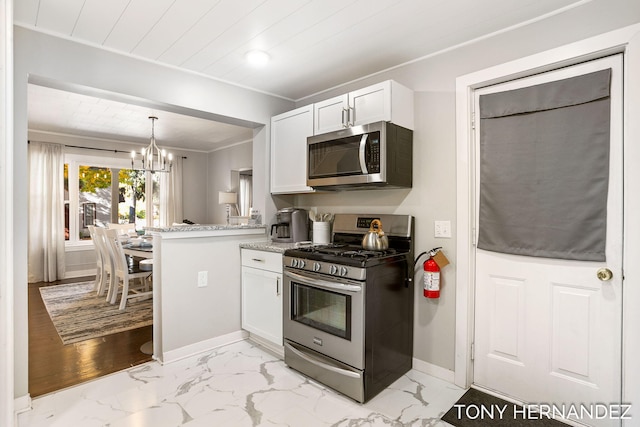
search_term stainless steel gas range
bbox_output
[283,213,414,403]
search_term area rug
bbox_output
[442,388,567,426]
[39,281,152,345]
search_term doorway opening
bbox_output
[26,79,256,396]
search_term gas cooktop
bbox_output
[284,244,407,274]
[284,213,414,277]
[291,244,399,259]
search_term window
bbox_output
[64,153,160,245]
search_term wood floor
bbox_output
[29,276,152,397]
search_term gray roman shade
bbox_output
[477,68,611,261]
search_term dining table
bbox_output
[121,234,154,259]
[122,243,153,259]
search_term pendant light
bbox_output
[131,116,173,172]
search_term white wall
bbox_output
[0,0,12,423]
[295,0,640,373]
[207,141,253,224]
[181,152,209,224]
[13,26,293,399]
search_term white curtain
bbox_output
[28,142,65,282]
[238,173,252,217]
[160,156,183,226]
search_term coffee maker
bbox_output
[271,208,309,243]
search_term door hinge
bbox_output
[471,111,476,130]
[471,342,475,361]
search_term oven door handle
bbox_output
[285,341,361,379]
[285,271,362,293]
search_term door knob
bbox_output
[596,268,613,281]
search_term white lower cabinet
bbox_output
[241,249,283,346]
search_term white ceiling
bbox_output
[27,84,254,152]
[17,0,582,151]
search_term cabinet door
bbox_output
[348,81,391,127]
[270,105,314,194]
[241,266,283,346]
[313,94,348,134]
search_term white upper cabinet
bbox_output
[313,94,349,135]
[270,105,315,194]
[313,80,414,135]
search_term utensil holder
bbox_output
[313,222,331,245]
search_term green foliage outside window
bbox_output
[78,166,111,192]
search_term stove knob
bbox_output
[340,266,348,277]
[298,259,306,268]
[329,265,338,275]
[313,262,321,272]
[290,258,298,268]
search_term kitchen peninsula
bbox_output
[144,224,267,364]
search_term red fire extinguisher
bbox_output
[423,251,441,298]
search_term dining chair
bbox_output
[91,226,114,297]
[103,228,152,310]
[107,222,137,236]
[87,225,104,292]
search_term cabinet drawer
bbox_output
[241,249,283,273]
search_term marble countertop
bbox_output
[239,240,310,254]
[145,224,266,233]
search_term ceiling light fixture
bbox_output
[131,116,172,173]
[246,50,270,67]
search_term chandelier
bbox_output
[131,116,172,173]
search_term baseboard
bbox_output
[64,269,95,280]
[412,357,455,383]
[160,330,249,364]
[14,393,31,414]
[247,334,284,359]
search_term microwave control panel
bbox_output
[366,134,381,173]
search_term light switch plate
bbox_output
[434,220,452,238]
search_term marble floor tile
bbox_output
[17,340,465,426]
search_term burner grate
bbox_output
[291,244,400,259]
[341,248,397,258]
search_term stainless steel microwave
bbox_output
[307,121,412,190]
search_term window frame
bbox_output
[65,152,156,248]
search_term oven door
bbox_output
[283,268,364,369]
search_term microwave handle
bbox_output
[358,134,369,174]
[285,270,362,293]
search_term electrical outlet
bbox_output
[434,220,452,238]
[197,271,208,287]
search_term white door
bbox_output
[473,55,623,427]
[241,266,283,346]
